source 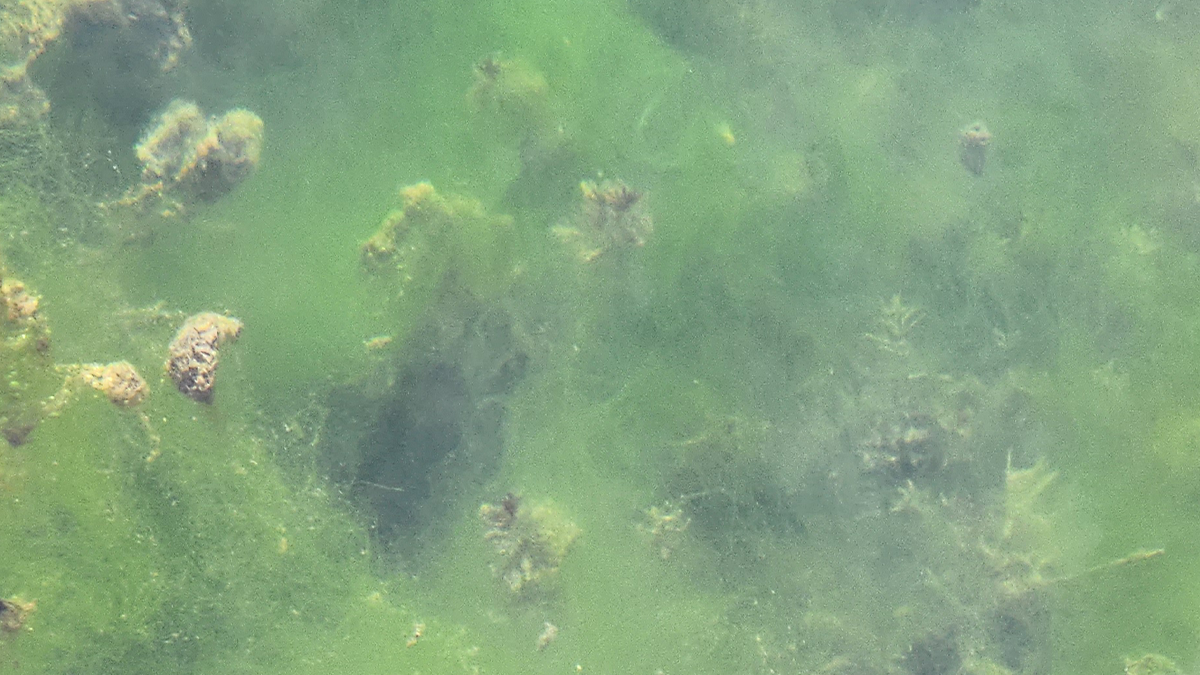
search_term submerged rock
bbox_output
[115,99,264,214]
[80,361,148,407]
[0,0,192,126]
[165,312,242,403]
[67,0,192,72]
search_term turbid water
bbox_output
[1,1,1198,674]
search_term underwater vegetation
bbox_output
[111,99,264,216]
[553,178,653,263]
[480,492,580,594]
[0,0,1197,673]
[361,180,516,305]
[0,259,51,445]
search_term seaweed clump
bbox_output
[553,178,653,262]
[165,312,243,403]
[0,267,52,445]
[480,493,580,594]
[361,181,515,301]
[467,53,550,130]
[112,99,264,215]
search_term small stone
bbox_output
[81,361,148,407]
[165,312,243,403]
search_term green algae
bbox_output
[1,0,1199,673]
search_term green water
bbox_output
[2,0,1199,673]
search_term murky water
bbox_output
[1,1,1197,673]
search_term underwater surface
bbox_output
[1,0,1199,673]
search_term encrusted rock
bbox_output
[176,108,264,200]
[67,0,192,72]
[165,312,242,403]
[80,361,148,407]
[116,99,264,213]
[1,279,39,321]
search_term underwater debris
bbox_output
[959,121,991,176]
[0,596,34,633]
[165,312,243,403]
[113,99,264,214]
[78,361,148,407]
[480,493,580,594]
[363,334,394,352]
[553,179,653,262]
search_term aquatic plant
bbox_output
[0,263,52,445]
[362,180,516,306]
[112,100,264,216]
[480,493,580,594]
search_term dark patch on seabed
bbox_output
[319,305,530,552]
